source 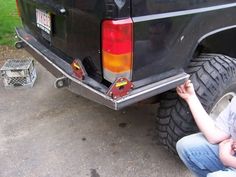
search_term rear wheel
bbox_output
[157,54,236,153]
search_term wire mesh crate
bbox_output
[0,59,37,88]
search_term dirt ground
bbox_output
[0,46,193,177]
[0,46,31,64]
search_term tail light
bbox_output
[102,18,133,83]
[16,0,21,16]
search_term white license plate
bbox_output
[36,9,51,34]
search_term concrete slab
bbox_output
[0,60,193,177]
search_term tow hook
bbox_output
[54,77,70,89]
[15,40,25,49]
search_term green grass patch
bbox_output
[0,0,21,46]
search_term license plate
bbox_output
[36,9,51,34]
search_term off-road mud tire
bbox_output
[157,53,236,153]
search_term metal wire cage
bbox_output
[0,59,37,88]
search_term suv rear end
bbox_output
[15,0,188,110]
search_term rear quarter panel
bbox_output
[131,0,236,82]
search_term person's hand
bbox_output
[219,139,235,166]
[176,80,196,102]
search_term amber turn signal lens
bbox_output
[102,51,132,73]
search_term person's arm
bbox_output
[176,80,230,144]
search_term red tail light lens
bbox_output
[102,18,133,54]
[102,18,133,82]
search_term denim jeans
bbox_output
[176,133,236,177]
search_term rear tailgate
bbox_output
[18,0,102,78]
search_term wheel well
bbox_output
[194,28,236,58]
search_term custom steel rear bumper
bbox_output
[16,28,189,110]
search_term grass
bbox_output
[0,0,21,46]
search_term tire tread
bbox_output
[157,53,236,153]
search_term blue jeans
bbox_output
[176,133,236,177]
